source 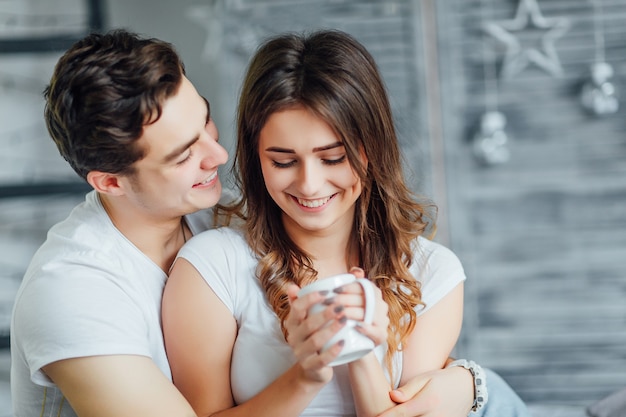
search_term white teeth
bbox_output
[200,172,217,185]
[297,196,330,208]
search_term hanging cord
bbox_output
[480,0,500,113]
[591,0,606,63]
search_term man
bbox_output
[11,29,529,417]
[11,29,226,416]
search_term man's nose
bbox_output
[199,138,228,169]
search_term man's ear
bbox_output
[86,171,125,196]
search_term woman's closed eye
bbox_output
[271,155,347,169]
[323,155,347,166]
[271,159,296,168]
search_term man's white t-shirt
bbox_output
[177,226,466,417]
[10,190,215,417]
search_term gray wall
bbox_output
[438,0,626,405]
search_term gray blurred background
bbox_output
[1,0,626,415]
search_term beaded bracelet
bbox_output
[446,359,488,412]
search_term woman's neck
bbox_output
[286,221,360,279]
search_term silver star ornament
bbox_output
[482,0,570,79]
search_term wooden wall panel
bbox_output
[438,0,626,405]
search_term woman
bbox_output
[162,29,527,417]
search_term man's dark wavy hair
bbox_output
[44,29,185,180]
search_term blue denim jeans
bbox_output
[473,369,531,417]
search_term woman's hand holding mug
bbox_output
[286,270,388,378]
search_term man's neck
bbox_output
[99,193,186,272]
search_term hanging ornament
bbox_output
[580,62,619,116]
[472,0,510,166]
[580,0,619,116]
[482,0,570,79]
[472,111,511,166]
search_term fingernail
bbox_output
[322,297,336,305]
[334,305,344,313]
[337,340,345,347]
[333,287,345,294]
[318,290,329,296]
[338,315,347,324]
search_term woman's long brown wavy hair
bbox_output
[226,29,436,374]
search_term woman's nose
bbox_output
[295,161,323,196]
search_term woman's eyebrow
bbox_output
[264,142,344,153]
[265,146,294,153]
[313,142,344,152]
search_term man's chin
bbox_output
[196,185,223,210]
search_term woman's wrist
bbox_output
[291,363,332,393]
[348,350,378,366]
[347,351,395,416]
[446,359,488,412]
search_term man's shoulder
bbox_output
[185,208,216,233]
[27,208,124,271]
[20,193,146,301]
[184,225,246,252]
[186,187,243,234]
[41,190,112,243]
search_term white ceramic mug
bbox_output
[297,273,376,366]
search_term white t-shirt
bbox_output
[177,227,466,417]
[10,190,216,417]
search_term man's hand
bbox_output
[377,366,474,417]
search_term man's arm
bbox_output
[43,355,196,417]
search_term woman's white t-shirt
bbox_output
[177,227,466,417]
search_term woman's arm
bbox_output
[348,352,396,417]
[162,258,237,415]
[344,277,395,417]
[377,282,474,417]
[162,258,344,417]
[401,282,464,383]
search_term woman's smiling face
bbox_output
[258,107,364,237]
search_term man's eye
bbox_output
[177,151,193,165]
